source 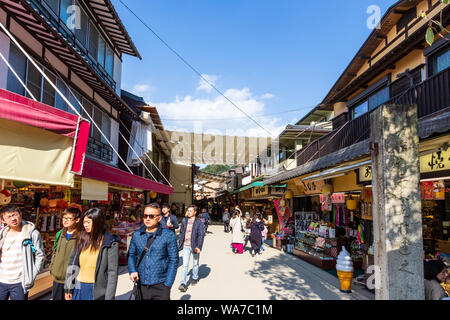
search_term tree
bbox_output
[423,0,449,46]
[201,164,233,175]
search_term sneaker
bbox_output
[191,279,199,286]
[178,284,187,292]
[251,250,255,257]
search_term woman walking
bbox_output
[250,213,265,257]
[229,209,245,254]
[64,208,121,300]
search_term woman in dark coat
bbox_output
[250,213,265,257]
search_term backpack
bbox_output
[53,229,63,252]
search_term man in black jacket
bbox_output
[177,205,205,292]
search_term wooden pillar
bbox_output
[370,103,424,300]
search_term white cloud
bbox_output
[261,93,275,100]
[156,87,285,138]
[197,74,219,93]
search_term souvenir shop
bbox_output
[292,169,374,281]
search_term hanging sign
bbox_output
[331,193,346,204]
[359,165,372,182]
[302,179,325,195]
[420,180,445,200]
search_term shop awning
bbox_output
[302,160,372,182]
[235,181,287,194]
[81,159,173,194]
[0,89,90,185]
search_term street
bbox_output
[114,224,374,300]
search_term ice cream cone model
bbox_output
[336,246,354,293]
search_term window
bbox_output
[97,36,106,67]
[352,101,368,119]
[68,90,82,115]
[6,44,27,96]
[105,46,114,77]
[60,0,73,28]
[74,1,88,47]
[88,22,99,59]
[101,111,111,144]
[42,70,56,107]
[82,98,93,136]
[93,106,103,141]
[43,0,60,16]
[429,46,450,76]
[26,62,42,101]
[368,87,389,111]
[55,79,68,111]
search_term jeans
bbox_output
[72,281,94,300]
[224,221,230,232]
[0,282,27,300]
[260,237,265,251]
[181,247,199,286]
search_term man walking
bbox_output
[201,208,210,234]
[0,205,45,300]
[178,205,205,292]
[128,203,179,300]
[222,208,230,233]
[160,203,179,232]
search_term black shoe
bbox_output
[179,284,187,292]
[191,279,199,286]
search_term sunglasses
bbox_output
[143,214,161,220]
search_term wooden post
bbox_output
[370,103,425,300]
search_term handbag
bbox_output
[129,234,155,300]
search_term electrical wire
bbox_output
[116,0,276,138]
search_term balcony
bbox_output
[26,0,117,91]
[296,67,450,167]
[86,137,113,163]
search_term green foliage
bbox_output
[201,164,233,175]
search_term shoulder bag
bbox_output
[129,234,155,300]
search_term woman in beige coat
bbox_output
[229,209,245,254]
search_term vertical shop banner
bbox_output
[273,199,291,228]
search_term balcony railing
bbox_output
[87,137,113,163]
[296,67,450,167]
[27,0,117,91]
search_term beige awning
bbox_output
[81,178,108,201]
[0,118,74,186]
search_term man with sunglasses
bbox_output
[0,204,45,300]
[127,203,179,300]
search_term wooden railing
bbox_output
[296,67,450,167]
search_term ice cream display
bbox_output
[336,246,354,293]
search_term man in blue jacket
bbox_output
[128,203,179,300]
[178,205,205,292]
[160,203,179,232]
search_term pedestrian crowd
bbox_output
[0,202,206,301]
[227,206,268,257]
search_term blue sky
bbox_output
[112,0,393,138]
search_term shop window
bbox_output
[429,45,450,76]
[6,43,27,96]
[26,62,42,102]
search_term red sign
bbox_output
[331,193,345,204]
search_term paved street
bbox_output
[115,224,374,300]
